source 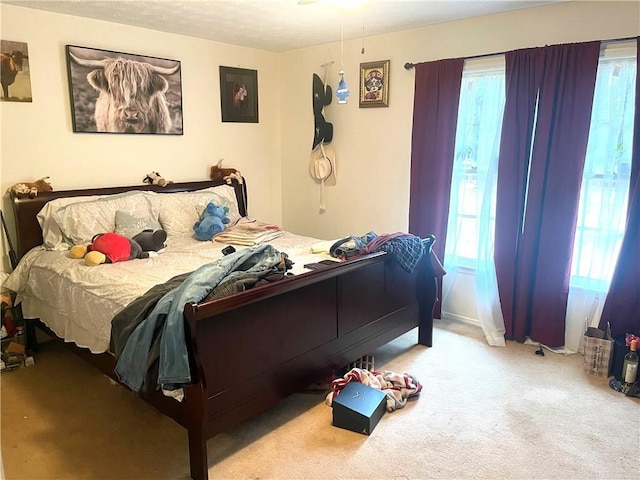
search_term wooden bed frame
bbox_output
[10,178,438,480]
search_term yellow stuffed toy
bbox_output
[69,244,108,266]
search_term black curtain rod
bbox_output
[404,50,499,69]
[404,36,639,70]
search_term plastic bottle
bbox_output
[621,339,639,385]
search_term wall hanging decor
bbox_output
[309,143,337,213]
[359,60,389,108]
[335,11,350,104]
[311,60,336,213]
[312,62,333,149]
[1,40,32,102]
[219,66,259,123]
[66,45,183,135]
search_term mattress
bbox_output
[4,231,336,353]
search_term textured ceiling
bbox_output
[3,0,563,52]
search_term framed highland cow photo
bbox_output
[219,66,259,123]
[65,45,183,134]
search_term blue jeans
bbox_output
[114,244,283,392]
[329,231,377,258]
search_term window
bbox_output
[445,41,636,292]
[444,57,505,268]
[571,41,637,291]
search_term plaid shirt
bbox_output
[363,233,424,273]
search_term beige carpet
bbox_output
[1,319,638,480]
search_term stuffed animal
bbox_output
[7,177,53,198]
[193,201,230,241]
[69,229,167,266]
[222,171,243,185]
[133,229,167,253]
[210,159,243,185]
[143,172,171,187]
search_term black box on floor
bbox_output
[332,382,387,435]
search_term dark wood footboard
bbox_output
[181,236,436,480]
[44,239,437,480]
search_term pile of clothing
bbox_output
[329,231,426,273]
[111,244,292,399]
[325,367,423,412]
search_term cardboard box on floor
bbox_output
[1,330,27,354]
[1,341,26,370]
[332,382,386,435]
[5,341,25,355]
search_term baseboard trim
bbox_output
[440,311,481,328]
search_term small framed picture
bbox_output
[359,60,390,108]
[219,66,259,123]
[66,45,183,134]
[1,40,32,102]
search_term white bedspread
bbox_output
[3,232,336,353]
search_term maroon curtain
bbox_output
[408,58,464,318]
[599,37,640,338]
[495,47,545,341]
[495,42,601,347]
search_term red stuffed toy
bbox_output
[69,230,167,266]
[88,232,141,263]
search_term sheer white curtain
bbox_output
[565,41,637,352]
[444,59,506,346]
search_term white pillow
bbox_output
[38,194,106,250]
[52,191,158,245]
[157,186,242,236]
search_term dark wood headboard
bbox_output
[10,178,247,260]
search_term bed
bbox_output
[4,178,438,480]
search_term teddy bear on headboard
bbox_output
[210,159,243,185]
[69,229,167,266]
[7,177,53,198]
